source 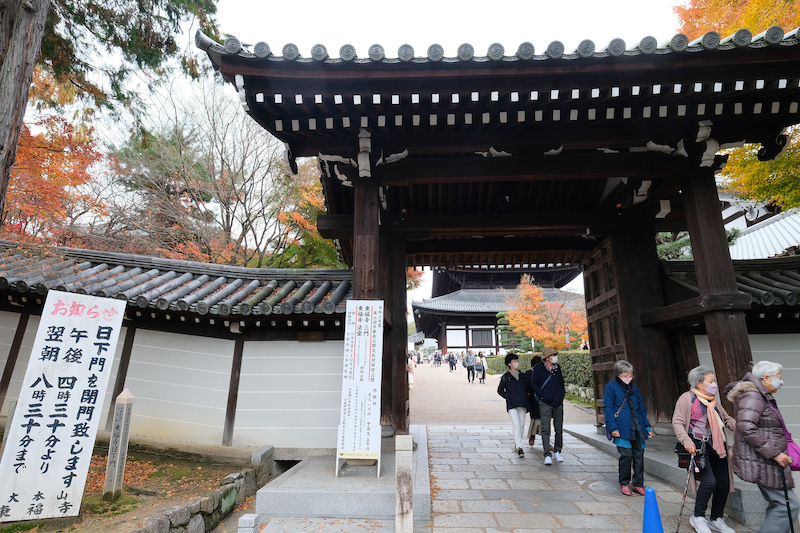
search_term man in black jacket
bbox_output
[530,347,566,465]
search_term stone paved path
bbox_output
[426,424,754,532]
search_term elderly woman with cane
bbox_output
[673,365,737,533]
[603,360,653,496]
[726,361,799,533]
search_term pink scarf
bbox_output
[691,388,726,457]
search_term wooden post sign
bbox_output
[103,388,134,501]
[0,291,126,522]
[336,300,384,477]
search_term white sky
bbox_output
[213,0,683,60]
[211,0,683,307]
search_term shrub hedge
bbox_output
[486,350,591,388]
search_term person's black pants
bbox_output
[617,433,644,486]
[693,444,730,520]
[467,365,475,382]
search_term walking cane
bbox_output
[779,464,796,533]
[676,455,695,533]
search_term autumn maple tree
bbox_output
[0,115,108,242]
[0,0,219,229]
[674,1,800,209]
[504,275,587,350]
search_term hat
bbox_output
[542,347,559,358]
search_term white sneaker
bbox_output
[689,515,713,533]
[554,451,564,462]
[708,517,735,533]
[544,456,552,465]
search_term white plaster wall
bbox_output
[696,334,800,434]
[234,340,344,448]
[0,312,126,429]
[123,330,234,445]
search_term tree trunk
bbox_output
[0,0,51,227]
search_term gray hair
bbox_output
[752,360,783,379]
[614,360,634,376]
[688,365,715,388]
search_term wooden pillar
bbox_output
[105,325,136,431]
[609,228,679,423]
[0,313,29,412]
[438,321,448,354]
[353,131,379,300]
[222,337,245,446]
[681,166,752,399]
[389,238,409,433]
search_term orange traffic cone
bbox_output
[643,487,664,533]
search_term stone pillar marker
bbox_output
[103,388,134,501]
[395,435,413,533]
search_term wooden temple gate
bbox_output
[200,28,800,431]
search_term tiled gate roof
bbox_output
[0,241,353,325]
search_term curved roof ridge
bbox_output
[197,25,799,64]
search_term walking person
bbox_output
[464,350,476,383]
[673,365,737,533]
[476,352,487,384]
[527,355,542,446]
[530,347,565,465]
[497,353,530,458]
[603,360,653,496]
[726,361,799,533]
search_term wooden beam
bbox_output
[373,153,689,186]
[0,313,28,414]
[320,212,652,240]
[223,337,245,446]
[105,325,137,431]
[641,294,752,328]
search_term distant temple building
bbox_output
[411,267,583,354]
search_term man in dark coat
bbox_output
[530,346,566,465]
[726,361,798,533]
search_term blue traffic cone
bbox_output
[642,487,664,533]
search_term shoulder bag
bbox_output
[768,403,800,471]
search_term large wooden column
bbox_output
[380,236,409,433]
[352,131,380,300]
[680,166,752,397]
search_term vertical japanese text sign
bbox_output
[336,300,383,460]
[0,291,126,522]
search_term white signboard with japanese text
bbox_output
[336,300,383,472]
[0,291,126,522]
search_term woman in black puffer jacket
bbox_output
[725,360,798,533]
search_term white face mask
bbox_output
[550,356,558,364]
[771,377,784,390]
[510,360,519,370]
[620,376,633,385]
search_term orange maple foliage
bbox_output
[505,275,587,349]
[1,115,107,241]
[406,268,424,290]
[674,0,800,40]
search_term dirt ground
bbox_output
[0,447,256,533]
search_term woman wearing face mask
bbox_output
[726,361,798,533]
[497,353,530,458]
[673,366,737,533]
[604,360,653,496]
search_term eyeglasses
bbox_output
[619,371,634,378]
